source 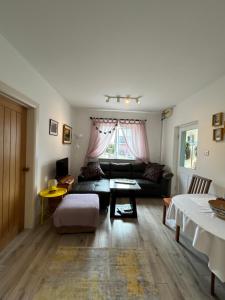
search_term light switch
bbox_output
[204,150,210,156]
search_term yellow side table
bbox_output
[39,187,67,224]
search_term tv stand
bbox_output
[57,175,75,191]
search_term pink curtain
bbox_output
[119,121,150,162]
[86,119,117,159]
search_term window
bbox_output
[100,126,135,160]
[179,128,198,169]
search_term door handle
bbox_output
[22,167,30,172]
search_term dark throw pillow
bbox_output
[143,163,164,182]
[81,161,105,180]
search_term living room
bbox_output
[0,1,225,299]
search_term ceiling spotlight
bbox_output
[136,98,141,104]
[125,96,131,104]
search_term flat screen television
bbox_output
[56,157,68,179]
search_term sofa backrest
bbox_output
[131,162,146,179]
[110,163,132,179]
[100,162,111,178]
[100,161,147,179]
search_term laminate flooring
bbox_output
[0,198,224,300]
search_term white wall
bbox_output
[71,108,162,177]
[0,34,72,227]
[161,75,225,197]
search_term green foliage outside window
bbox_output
[106,144,115,154]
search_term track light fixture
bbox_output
[136,98,141,104]
[105,95,142,104]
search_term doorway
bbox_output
[0,94,27,249]
[177,123,198,194]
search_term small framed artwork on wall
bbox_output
[62,124,72,144]
[213,128,224,142]
[49,119,58,136]
[212,112,223,127]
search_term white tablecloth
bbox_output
[167,194,225,282]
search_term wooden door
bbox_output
[0,94,27,249]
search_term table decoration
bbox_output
[209,198,225,220]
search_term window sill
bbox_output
[99,158,136,162]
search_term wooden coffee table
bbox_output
[109,179,141,218]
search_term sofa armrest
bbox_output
[78,174,106,182]
[160,172,173,197]
[162,171,173,180]
[78,174,86,182]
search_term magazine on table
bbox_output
[115,179,136,185]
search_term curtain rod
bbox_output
[90,117,147,122]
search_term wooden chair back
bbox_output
[188,175,212,194]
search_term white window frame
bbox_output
[99,125,135,160]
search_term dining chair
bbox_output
[162,175,212,225]
[163,175,214,296]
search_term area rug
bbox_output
[33,247,159,300]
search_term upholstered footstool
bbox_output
[53,194,99,233]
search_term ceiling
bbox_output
[0,0,225,111]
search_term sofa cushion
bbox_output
[111,163,131,172]
[110,163,132,179]
[135,178,155,186]
[132,162,147,172]
[131,162,147,179]
[72,179,110,194]
[143,163,164,183]
[110,171,133,179]
[72,181,96,192]
[69,180,110,210]
[100,162,111,172]
[100,162,111,178]
[162,171,173,180]
[135,179,161,195]
[81,161,105,180]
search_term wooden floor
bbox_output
[0,198,224,299]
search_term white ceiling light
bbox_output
[125,96,131,104]
[136,97,141,104]
[105,95,110,103]
[105,95,142,105]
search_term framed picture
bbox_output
[212,112,223,127]
[63,124,72,144]
[213,128,224,142]
[49,119,58,136]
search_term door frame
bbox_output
[177,122,198,194]
[0,81,39,228]
[173,121,198,195]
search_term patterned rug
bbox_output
[33,247,159,300]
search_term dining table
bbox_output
[166,193,225,296]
